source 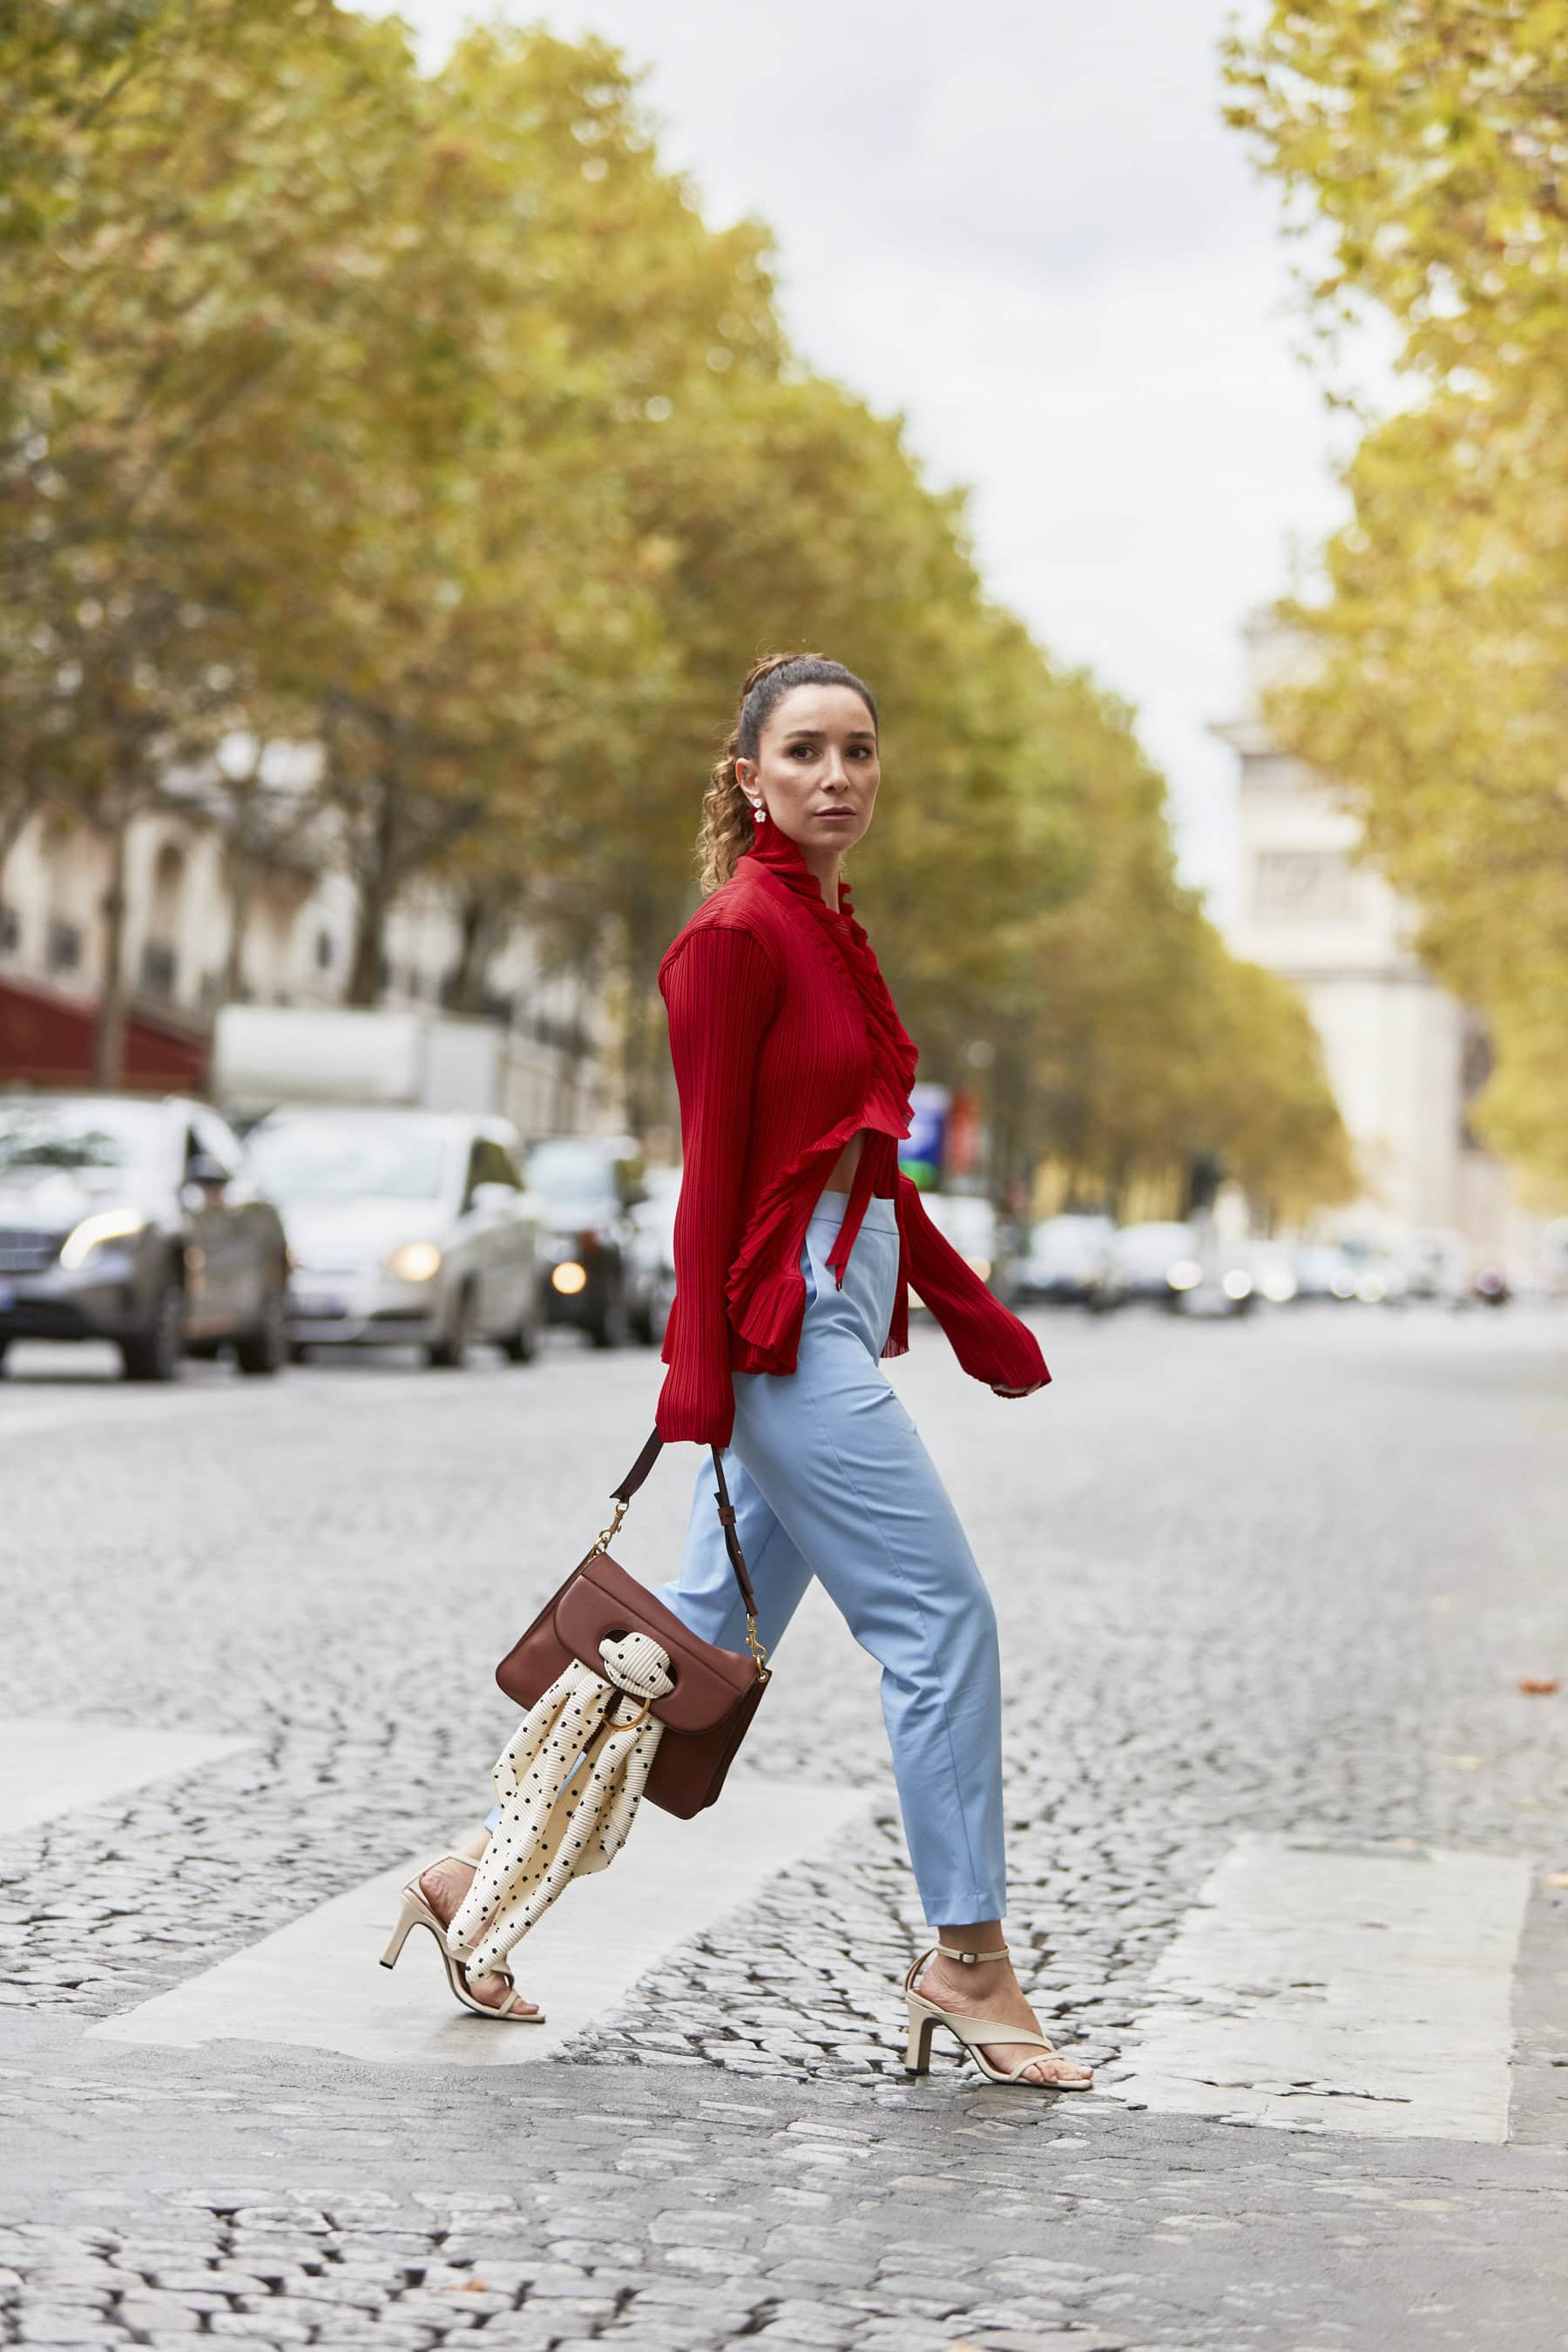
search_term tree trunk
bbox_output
[447,889,507,1015]
[220,836,256,1005]
[94,811,131,1091]
[345,771,400,1007]
[346,878,390,1008]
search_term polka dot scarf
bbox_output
[444,1632,673,1978]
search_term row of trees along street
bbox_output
[1227,0,1568,1203]
[2,0,1353,1223]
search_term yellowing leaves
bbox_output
[1227,2,1568,1200]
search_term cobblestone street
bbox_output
[2,1303,1566,2350]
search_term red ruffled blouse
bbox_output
[655,821,1050,1446]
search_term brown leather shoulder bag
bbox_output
[495,1429,769,1821]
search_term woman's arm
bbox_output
[896,1173,1050,1396]
[656,923,781,1447]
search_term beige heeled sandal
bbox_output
[902,1940,1092,2088]
[379,1852,544,2024]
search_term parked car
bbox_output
[1015,1213,1113,1306]
[1247,1241,1301,1306]
[1294,1242,1361,1302]
[1332,1239,1408,1307]
[1092,1220,1254,1315]
[0,1092,288,1381]
[1401,1228,1469,1306]
[625,1165,681,1348]
[524,1135,645,1348]
[244,1107,541,1367]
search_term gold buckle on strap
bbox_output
[591,1498,630,1555]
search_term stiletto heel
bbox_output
[377,1853,545,2024]
[900,1942,1092,2090]
[378,1891,422,1970]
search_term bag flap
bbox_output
[553,1551,759,1734]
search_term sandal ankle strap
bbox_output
[935,1941,1010,1965]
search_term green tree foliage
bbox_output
[1,0,420,1071]
[0,7,1348,1216]
[1225,0,1568,1192]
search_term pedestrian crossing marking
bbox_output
[0,1718,249,1836]
[1104,1834,1531,2141]
[88,1779,873,2067]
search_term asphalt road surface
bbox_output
[2,1298,1566,2350]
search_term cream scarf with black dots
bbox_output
[444,1631,672,1977]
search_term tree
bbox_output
[1225,1,1568,1194]
[1,0,422,1075]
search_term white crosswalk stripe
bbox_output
[0,1717,250,1835]
[88,1779,874,2067]
[1100,1834,1532,2142]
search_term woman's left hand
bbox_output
[990,1380,1044,1398]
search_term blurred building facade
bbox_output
[1217,612,1517,1257]
[0,781,617,1136]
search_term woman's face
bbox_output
[738,684,880,861]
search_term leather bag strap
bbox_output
[611,1428,760,1636]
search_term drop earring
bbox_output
[751,801,767,825]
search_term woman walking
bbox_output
[408,653,1092,2090]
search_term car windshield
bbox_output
[0,1098,165,1178]
[526,1139,620,1204]
[247,1119,450,1202]
[1031,1217,1105,1254]
[1118,1225,1194,1263]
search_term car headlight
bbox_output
[1166,1258,1202,1291]
[387,1240,443,1282]
[551,1260,588,1295]
[1221,1268,1254,1301]
[1355,1274,1386,1304]
[59,1208,146,1270]
[1260,1270,1298,1303]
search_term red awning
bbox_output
[0,974,210,1092]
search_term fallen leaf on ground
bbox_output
[1519,1677,1560,1695]
[1544,1872,1568,1890]
[1443,1754,1485,1770]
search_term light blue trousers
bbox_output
[654,1193,1006,1925]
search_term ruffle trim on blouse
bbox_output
[725,1112,904,1362]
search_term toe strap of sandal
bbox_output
[940,2014,1060,2053]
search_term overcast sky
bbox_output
[368,0,1364,916]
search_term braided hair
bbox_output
[697,652,879,895]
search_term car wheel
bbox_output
[235,1281,287,1376]
[288,1342,310,1365]
[121,1278,184,1383]
[428,1281,476,1369]
[502,1314,538,1364]
[628,1294,658,1346]
[587,1281,630,1350]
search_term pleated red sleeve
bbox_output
[656,923,782,1445]
[896,1173,1050,1395]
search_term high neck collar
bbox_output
[742,820,852,916]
